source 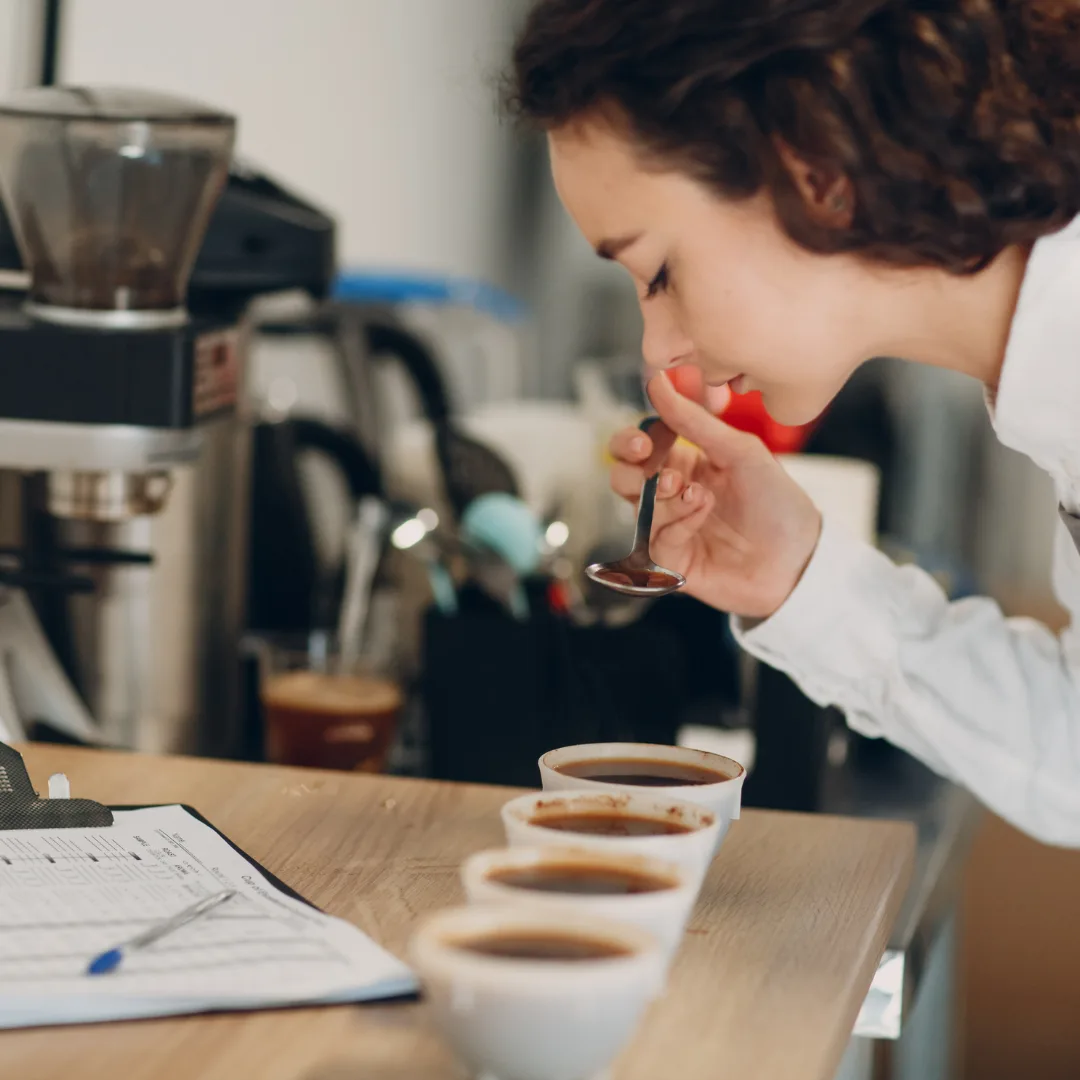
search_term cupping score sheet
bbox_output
[0,804,418,1029]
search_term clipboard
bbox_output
[0,741,317,909]
[0,741,113,830]
[0,742,418,1028]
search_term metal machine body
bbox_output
[0,315,249,755]
[0,86,334,755]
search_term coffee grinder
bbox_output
[0,86,334,755]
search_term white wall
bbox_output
[60,0,522,284]
[0,0,47,95]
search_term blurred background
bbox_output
[0,1,1074,1078]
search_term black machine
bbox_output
[0,160,334,431]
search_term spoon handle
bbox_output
[639,416,677,478]
[633,470,661,557]
[633,416,676,557]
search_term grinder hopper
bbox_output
[0,85,235,327]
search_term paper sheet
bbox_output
[0,804,417,1029]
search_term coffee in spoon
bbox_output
[585,416,686,597]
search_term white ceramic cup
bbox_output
[500,789,719,887]
[461,845,697,961]
[409,903,666,1080]
[539,742,745,852]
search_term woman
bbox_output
[507,0,1080,844]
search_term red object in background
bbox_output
[664,368,816,454]
[547,579,570,615]
[719,390,815,453]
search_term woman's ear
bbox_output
[774,139,855,229]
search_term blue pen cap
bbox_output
[87,948,123,976]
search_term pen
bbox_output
[87,888,237,976]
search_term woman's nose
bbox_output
[640,302,694,372]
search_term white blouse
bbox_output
[734,215,1080,846]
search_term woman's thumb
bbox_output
[647,373,752,463]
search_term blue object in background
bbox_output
[333,270,527,323]
[426,562,459,617]
[460,493,543,578]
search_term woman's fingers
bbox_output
[608,423,692,469]
[647,374,757,467]
[656,469,685,498]
[610,426,702,474]
[609,426,651,464]
[610,464,687,502]
[653,485,715,551]
[610,461,642,501]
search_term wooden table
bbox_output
[5,745,915,1080]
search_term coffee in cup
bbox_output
[452,928,634,961]
[261,670,401,772]
[501,791,719,886]
[540,742,745,854]
[484,860,674,895]
[553,756,730,786]
[410,904,665,1080]
[532,810,695,837]
[462,846,698,959]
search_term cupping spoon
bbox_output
[585,416,686,597]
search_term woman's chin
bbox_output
[759,390,829,428]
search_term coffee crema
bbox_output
[554,757,730,787]
[487,862,675,896]
[530,812,695,837]
[454,931,632,961]
[262,671,402,714]
[261,670,402,773]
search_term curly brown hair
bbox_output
[507,0,1080,272]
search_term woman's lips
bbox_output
[703,375,746,410]
[664,368,747,414]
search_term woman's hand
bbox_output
[609,373,822,619]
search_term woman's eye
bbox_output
[645,263,669,299]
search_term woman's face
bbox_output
[549,119,895,425]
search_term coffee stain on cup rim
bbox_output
[522,794,715,832]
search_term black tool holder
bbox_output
[741,664,841,813]
[0,742,112,829]
[420,585,693,788]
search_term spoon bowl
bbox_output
[586,416,686,598]
[586,560,685,597]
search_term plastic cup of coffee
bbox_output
[540,742,745,852]
[258,642,402,772]
[461,845,697,962]
[500,790,719,888]
[409,903,665,1080]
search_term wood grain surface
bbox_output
[3,745,914,1080]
